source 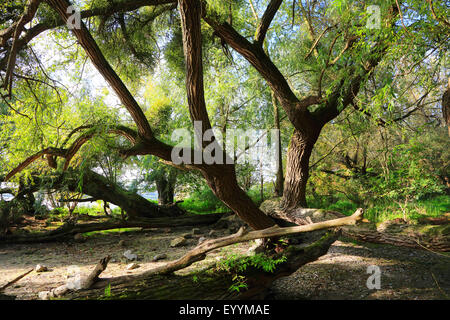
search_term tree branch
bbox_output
[254,0,283,45]
[46,0,154,140]
[2,0,42,96]
[178,0,212,141]
[204,15,300,118]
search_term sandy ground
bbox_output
[271,240,450,299]
[1,225,449,300]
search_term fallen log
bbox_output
[41,209,364,300]
[38,256,111,300]
[260,198,450,252]
[0,268,34,291]
[60,230,341,300]
[341,225,450,252]
[0,213,224,244]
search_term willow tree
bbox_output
[1,0,448,230]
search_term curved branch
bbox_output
[46,0,154,140]
[254,0,283,45]
[5,147,67,180]
[62,131,96,170]
[5,124,140,180]
[203,14,300,115]
[2,0,42,95]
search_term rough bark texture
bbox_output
[272,91,284,197]
[281,129,320,209]
[442,79,450,136]
[177,0,276,231]
[203,170,276,230]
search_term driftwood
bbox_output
[341,227,450,252]
[261,198,450,252]
[41,209,364,300]
[38,256,111,300]
[0,268,34,291]
[0,213,224,244]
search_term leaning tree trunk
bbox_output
[10,170,183,219]
[281,129,320,209]
[63,169,182,218]
[203,166,276,230]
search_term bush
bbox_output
[326,199,358,215]
[178,187,228,214]
[0,199,31,230]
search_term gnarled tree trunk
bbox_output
[281,128,320,209]
[203,166,276,230]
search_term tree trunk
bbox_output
[156,171,176,205]
[442,78,450,136]
[156,176,170,205]
[272,91,284,197]
[10,170,182,219]
[204,167,276,230]
[281,129,320,209]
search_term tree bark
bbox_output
[272,91,284,197]
[281,128,320,209]
[203,167,276,230]
[155,171,176,205]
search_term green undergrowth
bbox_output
[213,252,287,292]
[307,194,449,223]
[82,227,142,237]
